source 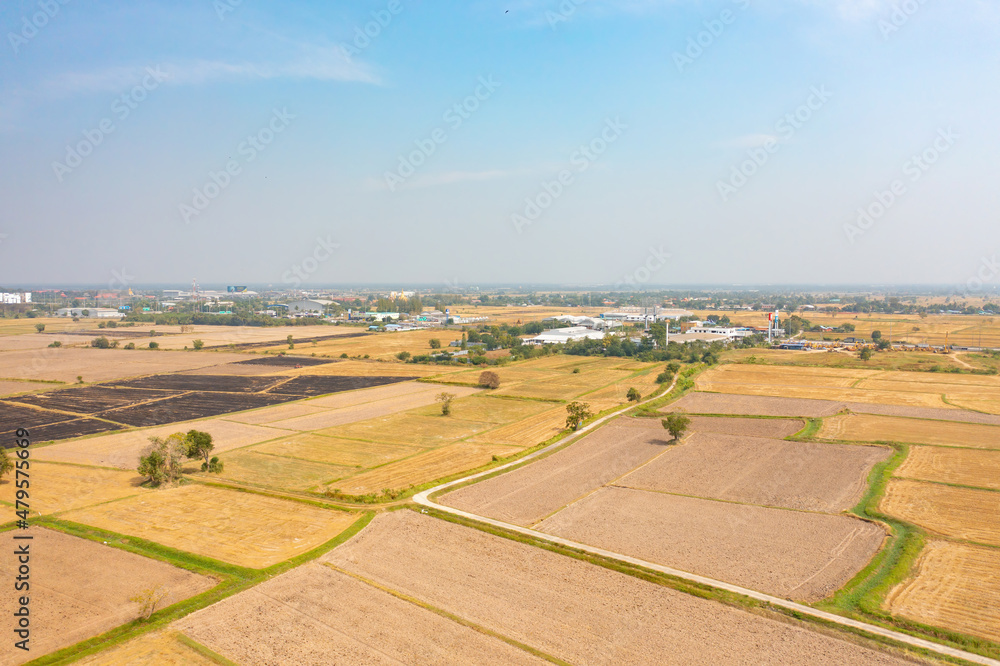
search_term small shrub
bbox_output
[192,339,204,350]
[34,323,45,333]
[436,392,456,416]
[340,353,349,358]
[48,341,61,348]
[148,341,159,350]
[90,336,111,349]
[396,351,411,361]
[572,367,580,374]
[97,322,107,329]
[124,342,135,350]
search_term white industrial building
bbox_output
[601,308,693,323]
[545,315,621,331]
[286,299,335,314]
[1,292,31,304]
[56,307,124,319]
[688,326,755,340]
[526,326,608,345]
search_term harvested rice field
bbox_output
[618,433,891,512]
[895,446,1000,490]
[0,528,214,665]
[441,418,673,526]
[331,441,521,495]
[885,540,1000,643]
[0,347,247,383]
[207,449,354,491]
[319,412,495,448]
[0,380,57,397]
[176,560,546,665]
[250,433,419,468]
[536,486,886,601]
[664,392,844,417]
[61,485,360,568]
[323,511,920,665]
[466,406,568,448]
[32,419,296,468]
[0,462,146,515]
[881,479,1000,546]
[822,414,1000,449]
[682,416,805,438]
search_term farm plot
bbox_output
[696,365,956,408]
[331,442,521,495]
[76,631,221,666]
[4,418,124,445]
[10,385,180,413]
[235,355,335,366]
[0,348,248,383]
[208,449,354,490]
[881,479,1000,546]
[409,395,551,424]
[33,419,296,468]
[324,511,920,665]
[319,412,495,448]
[493,369,635,401]
[0,462,146,514]
[0,402,76,430]
[664,392,844,417]
[843,403,1000,426]
[619,433,890,512]
[536,487,885,601]
[885,540,1000,644]
[0,380,55,397]
[269,359,465,378]
[61,485,359,568]
[110,374,287,392]
[895,446,1000,490]
[821,414,1000,449]
[466,406,568,448]
[252,434,418,468]
[97,392,297,426]
[681,416,805,438]
[175,561,545,665]
[441,418,673,526]
[0,528,214,665]
[267,374,412,396]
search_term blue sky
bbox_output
[1,0,998,289]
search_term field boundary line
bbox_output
[414,396,1000,666]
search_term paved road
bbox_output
[414,385,1000,666]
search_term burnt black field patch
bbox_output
[268,375,413,397]
[109,374,289,393]
[9,386,183,414]
[0,402,77,432]
[97,391,300,427]
[2,418,125,445]
[234,356,336,367]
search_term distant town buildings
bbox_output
[1,292,31,304]
[56,307,124,319]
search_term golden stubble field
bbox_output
[61,485,360,568]
[821,413,1000,448]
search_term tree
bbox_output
[149,341,159,349]
[129,585,168,620]
[871,330,882,341]
[91,336,111,349]
[34,323,45,333]
[479,371,500,389]
[429,338,442,349]
[0,447,13,481]
[205,456,224,473]
[436,392,456,415]
[396,351,411,361]
[183,430,215,470]
[876,338,891,351]
[287,334,294,349]
[48,341,61,348]
[859,348,874,362]
[626,387,641,403]
[137,434,185,486]
[192,339,204,350]
[661,414,691,441]
[124,342,135,350]
[565,401,593,431]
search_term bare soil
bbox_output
[175,562,545,665]
[619,432,891,512]
[0,528,214,665]
[684,416,806,438]
[536,486,886,602]
[440,417,673,526]
[323,511,923,665]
